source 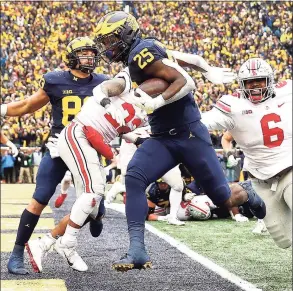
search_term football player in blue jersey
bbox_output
[94,11,266,271]
[0,37,109,275]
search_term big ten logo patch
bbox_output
[242,109,253,115]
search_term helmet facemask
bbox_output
[238,58,275,103]
[67,47,100,74]
[95,30,130,64]
[239,75,274,103]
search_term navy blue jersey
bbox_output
[146,182,171,209]
[39,71,108,136]
[127,38,201,133]
[146,181,187,209]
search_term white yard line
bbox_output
[108,203,262,291]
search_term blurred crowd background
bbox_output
[1,1,292,183]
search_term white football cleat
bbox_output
[26,233,56,273]
[54,237,88,272]
[252,220,270,235]
[167,216,185,226]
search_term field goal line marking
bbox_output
[108,203,262,291]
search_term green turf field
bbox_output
[148,219,292,291]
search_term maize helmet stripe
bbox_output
[64,37,99,73]
[96,12,128,36]
[95,11,140,64]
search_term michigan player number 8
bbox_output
[62,95,90,126]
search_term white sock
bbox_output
[169,188,182,218]
[106,181,126,203]
[61,225,80,246]
[61,180,70,194]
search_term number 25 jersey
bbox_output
[127,38,201,133]
[40,70,109,136]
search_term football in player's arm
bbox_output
[94,11,266,272]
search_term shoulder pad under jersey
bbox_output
[274,79,292,96]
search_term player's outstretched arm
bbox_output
[201,108,235,131]
[1,88,49,117]
[92,77,128,126]
[0,132,19,157]
[172,51,209,73]
[0,131,9,145]
[221,131,238,168]
[221,131,234,152]
[92,78,127,105]
[171,50,236,84]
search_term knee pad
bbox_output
[89,219,103,238]
[33,185,58,205]
[70,193,102,226]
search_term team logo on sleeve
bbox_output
[38,76,45,89]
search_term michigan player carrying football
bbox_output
[94,11,266,271]
[201,58,292,249]
[0,37,109,275]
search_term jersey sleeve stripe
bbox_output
[215,100,231,113]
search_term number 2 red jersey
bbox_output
[202,79,292,180]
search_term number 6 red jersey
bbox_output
[201,79,292,180]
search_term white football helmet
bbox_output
[189,196,212,220]
[238,58,275,103]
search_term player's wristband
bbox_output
[152,94,165,110]
[6,140,14,148]
[1,104,8,117]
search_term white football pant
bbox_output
[251,169,292,249]
[58,121,106,220]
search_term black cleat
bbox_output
[239,180,266,219]
[112,253,152,272]
[7,254,29,275]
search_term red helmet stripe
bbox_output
[189,203,208,215]
[251,60,257,76]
